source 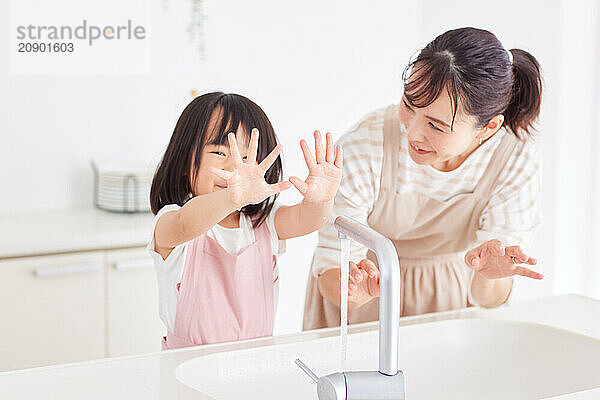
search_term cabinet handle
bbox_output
[34,263,103,277]
[113,259,154,271]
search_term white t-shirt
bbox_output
[148,203,286,333]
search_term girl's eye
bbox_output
[211,151,226,156]
[428,122,443,132]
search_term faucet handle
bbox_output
[294,358,319,383]
[295,359,347,400]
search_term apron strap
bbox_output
[381,104,402,191]
[474,132,520,198]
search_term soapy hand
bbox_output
[289,131,342,203]
[209,129,291,208]
[465,239,544,280]
[344,259,380,307]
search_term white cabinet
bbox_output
[105,248,165,357]
[0,252,105,372]
[0,246,165,372]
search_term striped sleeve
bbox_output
[310,109,385,277]
[476,139,542,251]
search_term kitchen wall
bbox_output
[1,0,598,335]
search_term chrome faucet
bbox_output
[296,216,406,400]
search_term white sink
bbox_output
[175,319,600,399]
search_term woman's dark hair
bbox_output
[402,27,542,139]
[150,92,282,228]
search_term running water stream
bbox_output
[340,237,350,371]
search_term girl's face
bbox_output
[191,125,250,197]
[398,88,484,172]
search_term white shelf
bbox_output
[0,208,155,259]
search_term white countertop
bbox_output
[0,294,598,399]
[0,208,154,258]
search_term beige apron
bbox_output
[303,104,518,330]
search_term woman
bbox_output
[303,27,544,330]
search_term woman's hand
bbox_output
[345,259,380,307]
[289,131,342,203]
[209,129,291,208]
[465,239,544,280]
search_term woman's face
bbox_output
[398,88,483,172]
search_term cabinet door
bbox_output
[106,248,164,357]
[0,252,105,372]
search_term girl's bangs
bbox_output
[203,107,249,147]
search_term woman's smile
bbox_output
[409,141,433,155]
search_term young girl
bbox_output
[148,92,342,349]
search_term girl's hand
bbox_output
[465,239,544,280]
[344,259,380,307]
[289,131,342,203]
[209,129,291,208]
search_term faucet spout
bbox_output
[296,216,405,400]
[333,216,401,376]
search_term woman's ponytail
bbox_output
[504,49,543,138]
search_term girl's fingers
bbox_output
[299,139,317,169]
[227,133,244,167]
[266,180,291,195]
[208,167,234,180]
[325,132,334,163]
[289,176,308,196]
[247,128,259,164]
[314,130,325,163]
[334,144,343,169]
[514,266,544,280]
[258,144,283,171]
[506,245,530,263]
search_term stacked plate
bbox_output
[91,161,155,213]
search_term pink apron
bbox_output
[162,221,275,349]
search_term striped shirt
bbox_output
[311,106,542,277]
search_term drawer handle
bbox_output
[34,263,103,277]
[113,259,154,271]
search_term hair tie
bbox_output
[507,48,514,65]
[501,41,514,65]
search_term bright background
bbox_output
[1,0,599,335]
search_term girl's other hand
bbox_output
[465,239,544,280]
[209,129,291,208]
[343,259,380,307]
[289,131,342,203]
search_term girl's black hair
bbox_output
[150,92,282,228]
[402,27,542,139]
